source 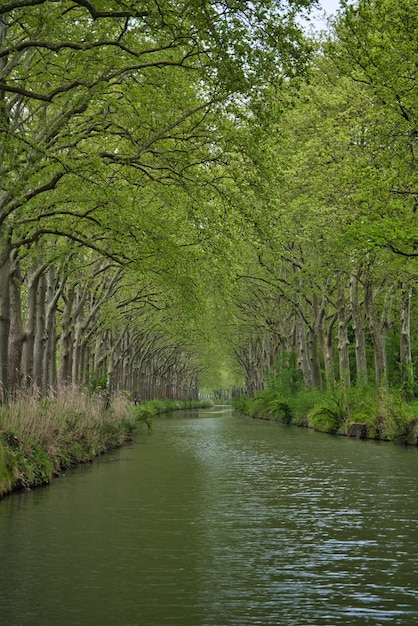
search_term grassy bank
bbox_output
[232,384,418,446]
[0,392,213,498]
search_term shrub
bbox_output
[232,389,293,424]
[267,352,305,397]
[250,389,293,423]
[376,388,418,444]
[231,395,252,414]
[0,438,17,496]
[288,389,322,426]
[307,383,352,434]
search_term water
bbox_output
[1,406,418,625]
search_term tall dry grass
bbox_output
[1,388,133,441]
[0,393,212,497]
[0,388,137,496]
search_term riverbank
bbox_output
[0,392,213,498]
[233,384,418,446]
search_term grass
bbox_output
[0,391,213,498]
[232,383,418,446]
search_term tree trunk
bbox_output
[322,312,337,388]
[22,264,44,390]
[0,243,11,402]
[8,250,24,396]
[42,267,60,393]
[350,270,368,385]
[309,292,323,389]
[297,312,311,386]
[337,279,351,387]
[33,271,46,391]
[0,19,11,401]
[364,274,390,388]
[71,286,88,386]
[58,285,75,387]
[400,282,413,398]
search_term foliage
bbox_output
[2,0,418,419]
[233,375,418,446]
[267,352,306,397]
[0,438,17,497]
[376,388,418,444]
[87,375,108,394]
[0,0,318,401]
[218,0,418,407]
[231,395,253,415]
[0,390,136,496]
[232,389,293,423]
[307,383,374,434]
[256,390,293,423]
[307,385,350,434]
[303,382,418,443]
[287,389,323,427]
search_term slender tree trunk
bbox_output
[0,16,9,401]
[42,267,60,393]
[80,340,88,386]
[337,279,351,387]
[364,274,390,388]
[322,312,337,388]
[108,329,126,394]
[8,250,24,397]
[121,330,130,390]
[22,265,44,390]
[400,283,413,398]
[0,243,11,401]
[58,285,75,387]
[94,333,105,381]
[71,286,88,386]
[33,271,46,391]
[309,293,323,389]
[297,312,311,386]
[350,270,368,385]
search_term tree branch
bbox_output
[0,0,147,19]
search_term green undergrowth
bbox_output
[232,383,418,446]
[0,393,213,498]
[236,389,293,424]
[135,398,212,424]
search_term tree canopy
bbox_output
[1,0,418,403]
[0,0,318,400]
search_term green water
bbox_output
[1,406,418,625]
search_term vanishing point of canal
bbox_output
[1,406,418,625]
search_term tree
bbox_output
[220,0,418,396]
[0,0,316,399]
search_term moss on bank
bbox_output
[0,394,213,499]
[232,385,418,446]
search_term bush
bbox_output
[306,383,382,435]
[376,388,418,444]
[231,395,252,415]
[307,383,352,434]
[268,352,305,397]
[0,431,53,490]
[288,389,322,426]
[232,390,292,424]
[250,389,293,423]
[0,438,17,496]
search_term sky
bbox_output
[303,0,343,31]
[319,0,342,13]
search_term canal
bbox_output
[1,406,418,625]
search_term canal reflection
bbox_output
[1,407,418,625]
